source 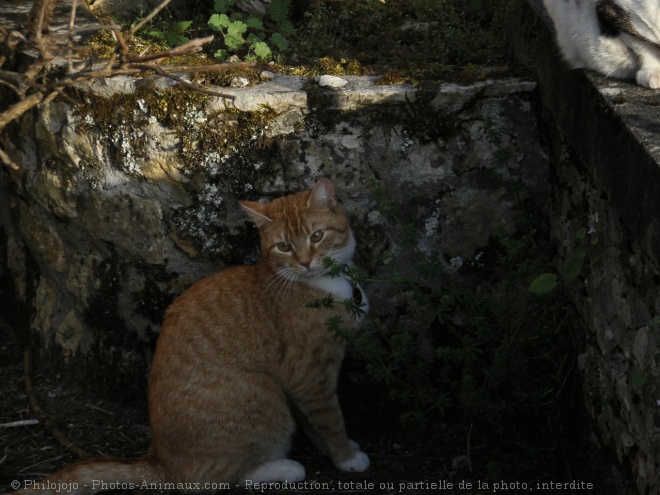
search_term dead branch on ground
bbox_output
[0,0,252,170]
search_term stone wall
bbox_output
[511,1,660,493]
[3,0,660,490]
[0,72,545,401]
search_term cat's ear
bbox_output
[307,178,337,210]
[240,201,273,227]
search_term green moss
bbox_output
[188,66,262,87]
[305,82,463,149]
[289,0,517,79]
[97,0,516,84]
[82,29,172,59]
[71,82,278,177]
[284,57,370,78]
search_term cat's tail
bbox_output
[12,455,163,495]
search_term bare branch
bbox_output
[67,23,123,35]
[0,0,262,171]
[67,0,79,73]
[0,69,22,86]
[133,64,239,99]
[0,419,40,428]
[128,0,173,39]
[125,35,215,64]
[0,146,20,171]
[156,62,258,73]
[27,0,56,47]
[0,92,47,133]
[110,25,129,65]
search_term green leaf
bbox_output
[229,20,248,35]
[171,20,192,35]
[268,0,290,22]
[277,19,294,36]
[226,21,248,48]
[270,32,288,51]
[246,16,264,30]
[213,48,229,60]
[247,33,262,45]
[214,0,236,14]
[225,36,245,49]
[559,247,586,280]
[528,273,558,294]
[166,33,189,47]
[148,30,167,39]
[208,13,231,31]
[576,226,587,240]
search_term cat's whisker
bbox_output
[277,269,300,301]
[262,267,300,304]
[262,271,286,296]
[261,269,292,302]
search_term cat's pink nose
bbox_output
[299,259,312,269]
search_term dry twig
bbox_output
[0,419,40,428]
[0,0,250,170]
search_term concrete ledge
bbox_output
[511,0,660,269]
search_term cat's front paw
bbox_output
[336,450,370,473]
[245,459,306,484]
[636,69,660,89]
[348,439,360,451]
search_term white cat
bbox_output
[543,0,660,88]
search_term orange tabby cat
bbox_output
[16,178,370,494]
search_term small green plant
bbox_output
[148,20,193,47]
[315,180,575,443]
[208,0,294,61]
[529,218,600,295]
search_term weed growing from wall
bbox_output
[320,183,577,460]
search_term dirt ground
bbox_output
[0,312,636,495]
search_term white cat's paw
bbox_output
[636,69,660,89]
[348,439,360,451]
[245,459,306,484]
[337,450,370,473]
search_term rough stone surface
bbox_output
[318,75,348,89]
[0,70,544,402]
[0,0,546,407]
[512,1,660,492]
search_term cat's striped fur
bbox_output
[15,178,369,494]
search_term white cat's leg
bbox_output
[332,440,369,472]
[622,34,660,89]
[635,69,660,89]
[633,47,660,88]
[244,459,306,484]
[335,449,370,473]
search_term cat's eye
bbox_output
[310,229,324,243]
[276,242,293,252]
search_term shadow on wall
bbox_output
[0,69,546,406]
[511,1,660,493]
